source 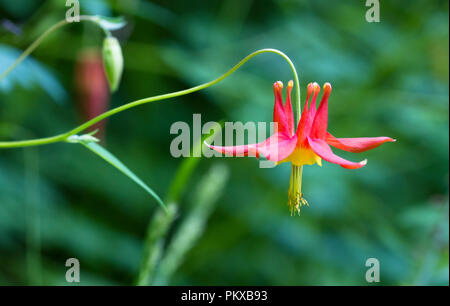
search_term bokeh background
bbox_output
[0,0,448,285]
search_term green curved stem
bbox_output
[0,134,68,148]
[0,48,301,148]
[0,16,100,82]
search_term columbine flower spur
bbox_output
[207,80,395,215]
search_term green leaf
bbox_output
[92,15,127,31]
[153,164,229,285]
[80,141,166,212]
[0,44,67,102]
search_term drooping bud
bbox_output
[75,49,110,140]
[102,36,123,92]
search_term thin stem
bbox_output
[0,16,98,82]
[0,48,301,149]
[0,134,68,148]
[67,49,300,135]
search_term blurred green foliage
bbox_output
[0,0,448,285]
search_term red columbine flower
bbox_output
[207,80,395,215]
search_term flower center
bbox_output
[286,146,322,167]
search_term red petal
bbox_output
[295,83,313,143]
[272,81,289,135]
[311,83,331,140]
[326,132,396,153]
[297,82,320,145]
[204,142,260,158]
[205,132,297,163]
[307,137,367,169]
[307,83,320,120]
[284,80,295,136]
[258,132,297,162]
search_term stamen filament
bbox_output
[288,164,307,216]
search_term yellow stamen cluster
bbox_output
[285,146,322,167]
[287,165,309,216]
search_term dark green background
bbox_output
[0,0,448,285]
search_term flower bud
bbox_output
[102,36,123,92]
[75,49,110,140]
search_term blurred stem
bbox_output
[135,132,215,286]
[0,16,101,82]
[152,164,229,285]
[0,49,301,148]
[135,204,177,286]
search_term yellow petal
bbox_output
[284,146,322,167]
